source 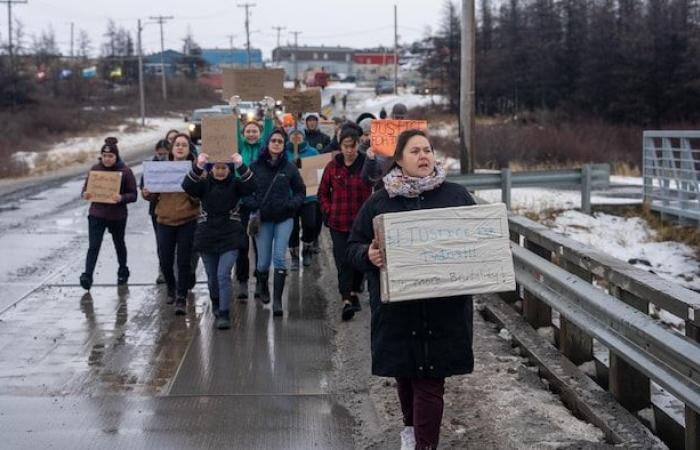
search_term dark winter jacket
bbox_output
[318,152,372,233]
[347,181,477,379]
[321,135,339,154]
[82,159,137,221]
[247,155,306,223]
[305,128,331,153]
[182,164,256,254]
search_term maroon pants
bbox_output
[396,377,445,449]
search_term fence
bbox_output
[448,164,610,214]
[643,131,700,226]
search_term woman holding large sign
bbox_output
[247,129,306,317]
[79,137,137,291]
[347,129,476,450]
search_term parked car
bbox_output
[375,79,395,95]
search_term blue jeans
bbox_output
[201,250,239,312]
[255,218,294,272]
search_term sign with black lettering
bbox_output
[370,119,428,157]
[373,203,516,302]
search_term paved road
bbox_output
[0,164,354,449]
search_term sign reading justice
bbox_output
[370,119,428,157]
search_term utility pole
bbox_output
[290,30,301,82]
[460,0,476,174]
[149,15,173,101]
[394,4,398,95]
[272,25,285,63]
[70,22,74,58]
[237,3,255,68]
[226,34,236,64]
[137,19,145,127]
[1,0,28,109]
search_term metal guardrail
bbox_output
[448,164,610,214]
[643,131,700,226]
[503,213,700,449]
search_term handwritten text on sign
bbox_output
[223,68,285,101]
[370,119,428,157]
[86,171,122,204]
[143,161,192,193]
[202,115,239,162]
[373,203,516,302]
[284,88,322,114]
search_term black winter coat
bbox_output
[305,129,331,153]
[182,164,256,254]
[347,181,477,379]
[247,156,306,223]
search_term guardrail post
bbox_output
[686,322,700,450]
[500,231,521,305]
[523,239,552,328]
[559,261,594,365]
[501,168,512,210]
[608,285,651,412]
[581,164,592,215]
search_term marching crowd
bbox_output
[77,102,475,450]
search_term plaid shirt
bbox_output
[318,152,373,233]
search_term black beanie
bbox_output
[101,137,120,159]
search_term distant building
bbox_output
[271,46,354,81]
[143,50,185,77]
[201,48,263,69]
[352,50,397,82]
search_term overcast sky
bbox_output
[9,0,446,59]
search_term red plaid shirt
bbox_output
[318,153,373,233]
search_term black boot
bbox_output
[117,266,130,286]
[257,271,270,304]
[302,244,313,267]
[211,297,220,317]
[273,268,287,317]
[289,247,300,271]
[254,273,261,299]
[80,272,93,291]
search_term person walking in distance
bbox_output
[347,129,476,450]
[79,137,138,290]
[182,152,255,329]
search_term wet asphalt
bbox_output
[0,166,354,449]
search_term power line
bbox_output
[237,3,255,68]
[148,15,173,101]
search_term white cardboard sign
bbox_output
[142,161,192,193]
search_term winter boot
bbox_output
[216,310,231,329]
[257,271,270,304]
[79,272,93,291]
[237,280,249,302]
[211,297,220,317]
[165,286,176,305]
[272,268,287,317]
[117,266,130,286]
[289,247,300,271]
[302,243,313,267]
[174,297,187,315]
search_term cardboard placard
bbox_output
[86,170,122,204]
[373,203,516,303]
[284,88,322,114]
[202,115,238,162]
[299,153,334,196]
[223,68,285,101]
[318,120,336,140]
[143,161,192,193]
[370,119,428,157]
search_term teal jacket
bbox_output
[238,116,273,167]
[286,141,320,203]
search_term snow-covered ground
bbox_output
[11,116,186,175]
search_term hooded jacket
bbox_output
[82,159,137,221]
[238,116,274,166]
[305,128,331,152]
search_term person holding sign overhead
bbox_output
[143,134,200,315]
[285,129,320,270]
[317,128,373,321]
[182,152,256,330]
[79,137,137,291]
[247,129,306,317]
[347,129,476,450]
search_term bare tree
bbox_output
[77,29,92,60]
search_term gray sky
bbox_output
[10,0,444,59]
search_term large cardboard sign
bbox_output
[370,119,428,157]
[300,153,334,196]
[86,171,122,204]
[202,115,239,162]
[143,161,192,193]
[373,203,516,303]
[223,68,285,101]
[284,88,322,114]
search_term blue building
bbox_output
[200,48,263,69]
[144,50,185,77]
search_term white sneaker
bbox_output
[400,426,416,450]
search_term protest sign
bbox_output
[299,153,334,196]
[202,115,238,162]
[223,68,285,101]
[370,119,428,157]
[86,171,122,204]
[373,203,516,303]
[284,88,322,114]
[142,161,192,193]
